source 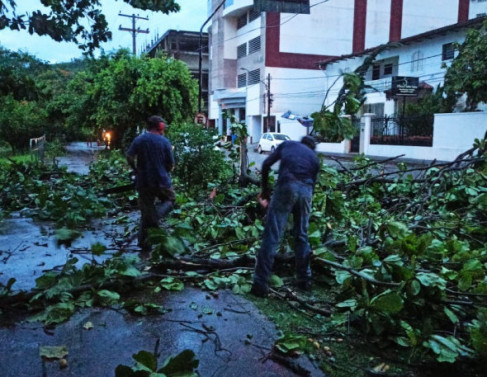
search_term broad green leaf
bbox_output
[39,345,68,359]
[133,350,157,371]
[269,274,284,288]
[370,290,403,314]
[158,349,199,376]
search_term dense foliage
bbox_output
[444,19,487,111]
[0,48,198,151]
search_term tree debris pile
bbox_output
[1,135,486,376]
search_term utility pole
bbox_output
[119,12,149,55]
[266,73,272,132]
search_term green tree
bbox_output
[84,50,198,148]
[443,19,487,111]
[0,0,181,53]
[0,94,47,151]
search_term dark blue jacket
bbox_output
[126,132,174,190]
[261,140,320,194]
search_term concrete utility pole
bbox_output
[119,12,149,55]
[266,73,272,132]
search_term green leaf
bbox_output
[160,277,184,291]
[91,242,107,256]
[369,290,403,314]
[336,298,357,310]
[39,345,68,359]
[158,349,199,376]
[444,307,459,324]
[97,289,120,305]
[335,270,351,284]
[133,350,157,371]
[269,274,284,288]
[386,221,409,238]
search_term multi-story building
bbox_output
[206,0,484,142]
[145,29,210,114]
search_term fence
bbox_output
[29,135,46,163]
[361,112,487,162]
[370,115,433,147]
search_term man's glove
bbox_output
[129,170,137,185]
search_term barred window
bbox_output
[383,63,393,76]
[237,13,247,29]
[248,69,261,85]
[237,73,246,88]
[442,43,455,61]
[248,8,261,22]
[248,36,261,54]
[237,43,247,58]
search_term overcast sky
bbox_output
[0,0,209,63]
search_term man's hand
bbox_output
[257,193,269,209]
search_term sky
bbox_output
[0,0,209,63]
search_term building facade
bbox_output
[206,0,484,142]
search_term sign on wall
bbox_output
[391,76,419,97]
[254,0,310,14]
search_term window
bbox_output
[237,13,247,29]
[248,8,261,22]
[411,50,424,72]
[248,36,261,54]
[383,63,393,76]
[237,73,246,88]
[248,69,261,85]
[442,43,455,60]
[372,65,380,80]
[237,43,247,58]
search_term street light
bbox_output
[198,0,226,114]
[240,68,272,132]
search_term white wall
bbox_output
[365,0,391,49]
[360,112,487,162]
[280,0,354,56]
[432,112,487,159]
[470,1,487,18]
[401,0,458,39]
[278,117,309,141]
[266,67,327,116]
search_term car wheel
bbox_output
[258,145,263,154]
[271,146,275,153]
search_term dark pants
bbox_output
[137,186,175,249]
[254,182,313,290]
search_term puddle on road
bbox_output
[0,142,138,292]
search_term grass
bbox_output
[0,153,33,165]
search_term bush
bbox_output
[169,123,233,196]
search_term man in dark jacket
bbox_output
[252,136,320,297]
[126,115,175,251]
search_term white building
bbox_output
[206,0,484,143]
[320,16,487,119]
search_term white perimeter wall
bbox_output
[363,112,487,162]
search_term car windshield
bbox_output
[274,134,290,141]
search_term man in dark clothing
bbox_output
[126,115,175,251]
[252,136,320,297]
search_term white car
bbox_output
[257,133,291,153]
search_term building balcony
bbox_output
[223,0,253,18]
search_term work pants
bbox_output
[253,181,313,290]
